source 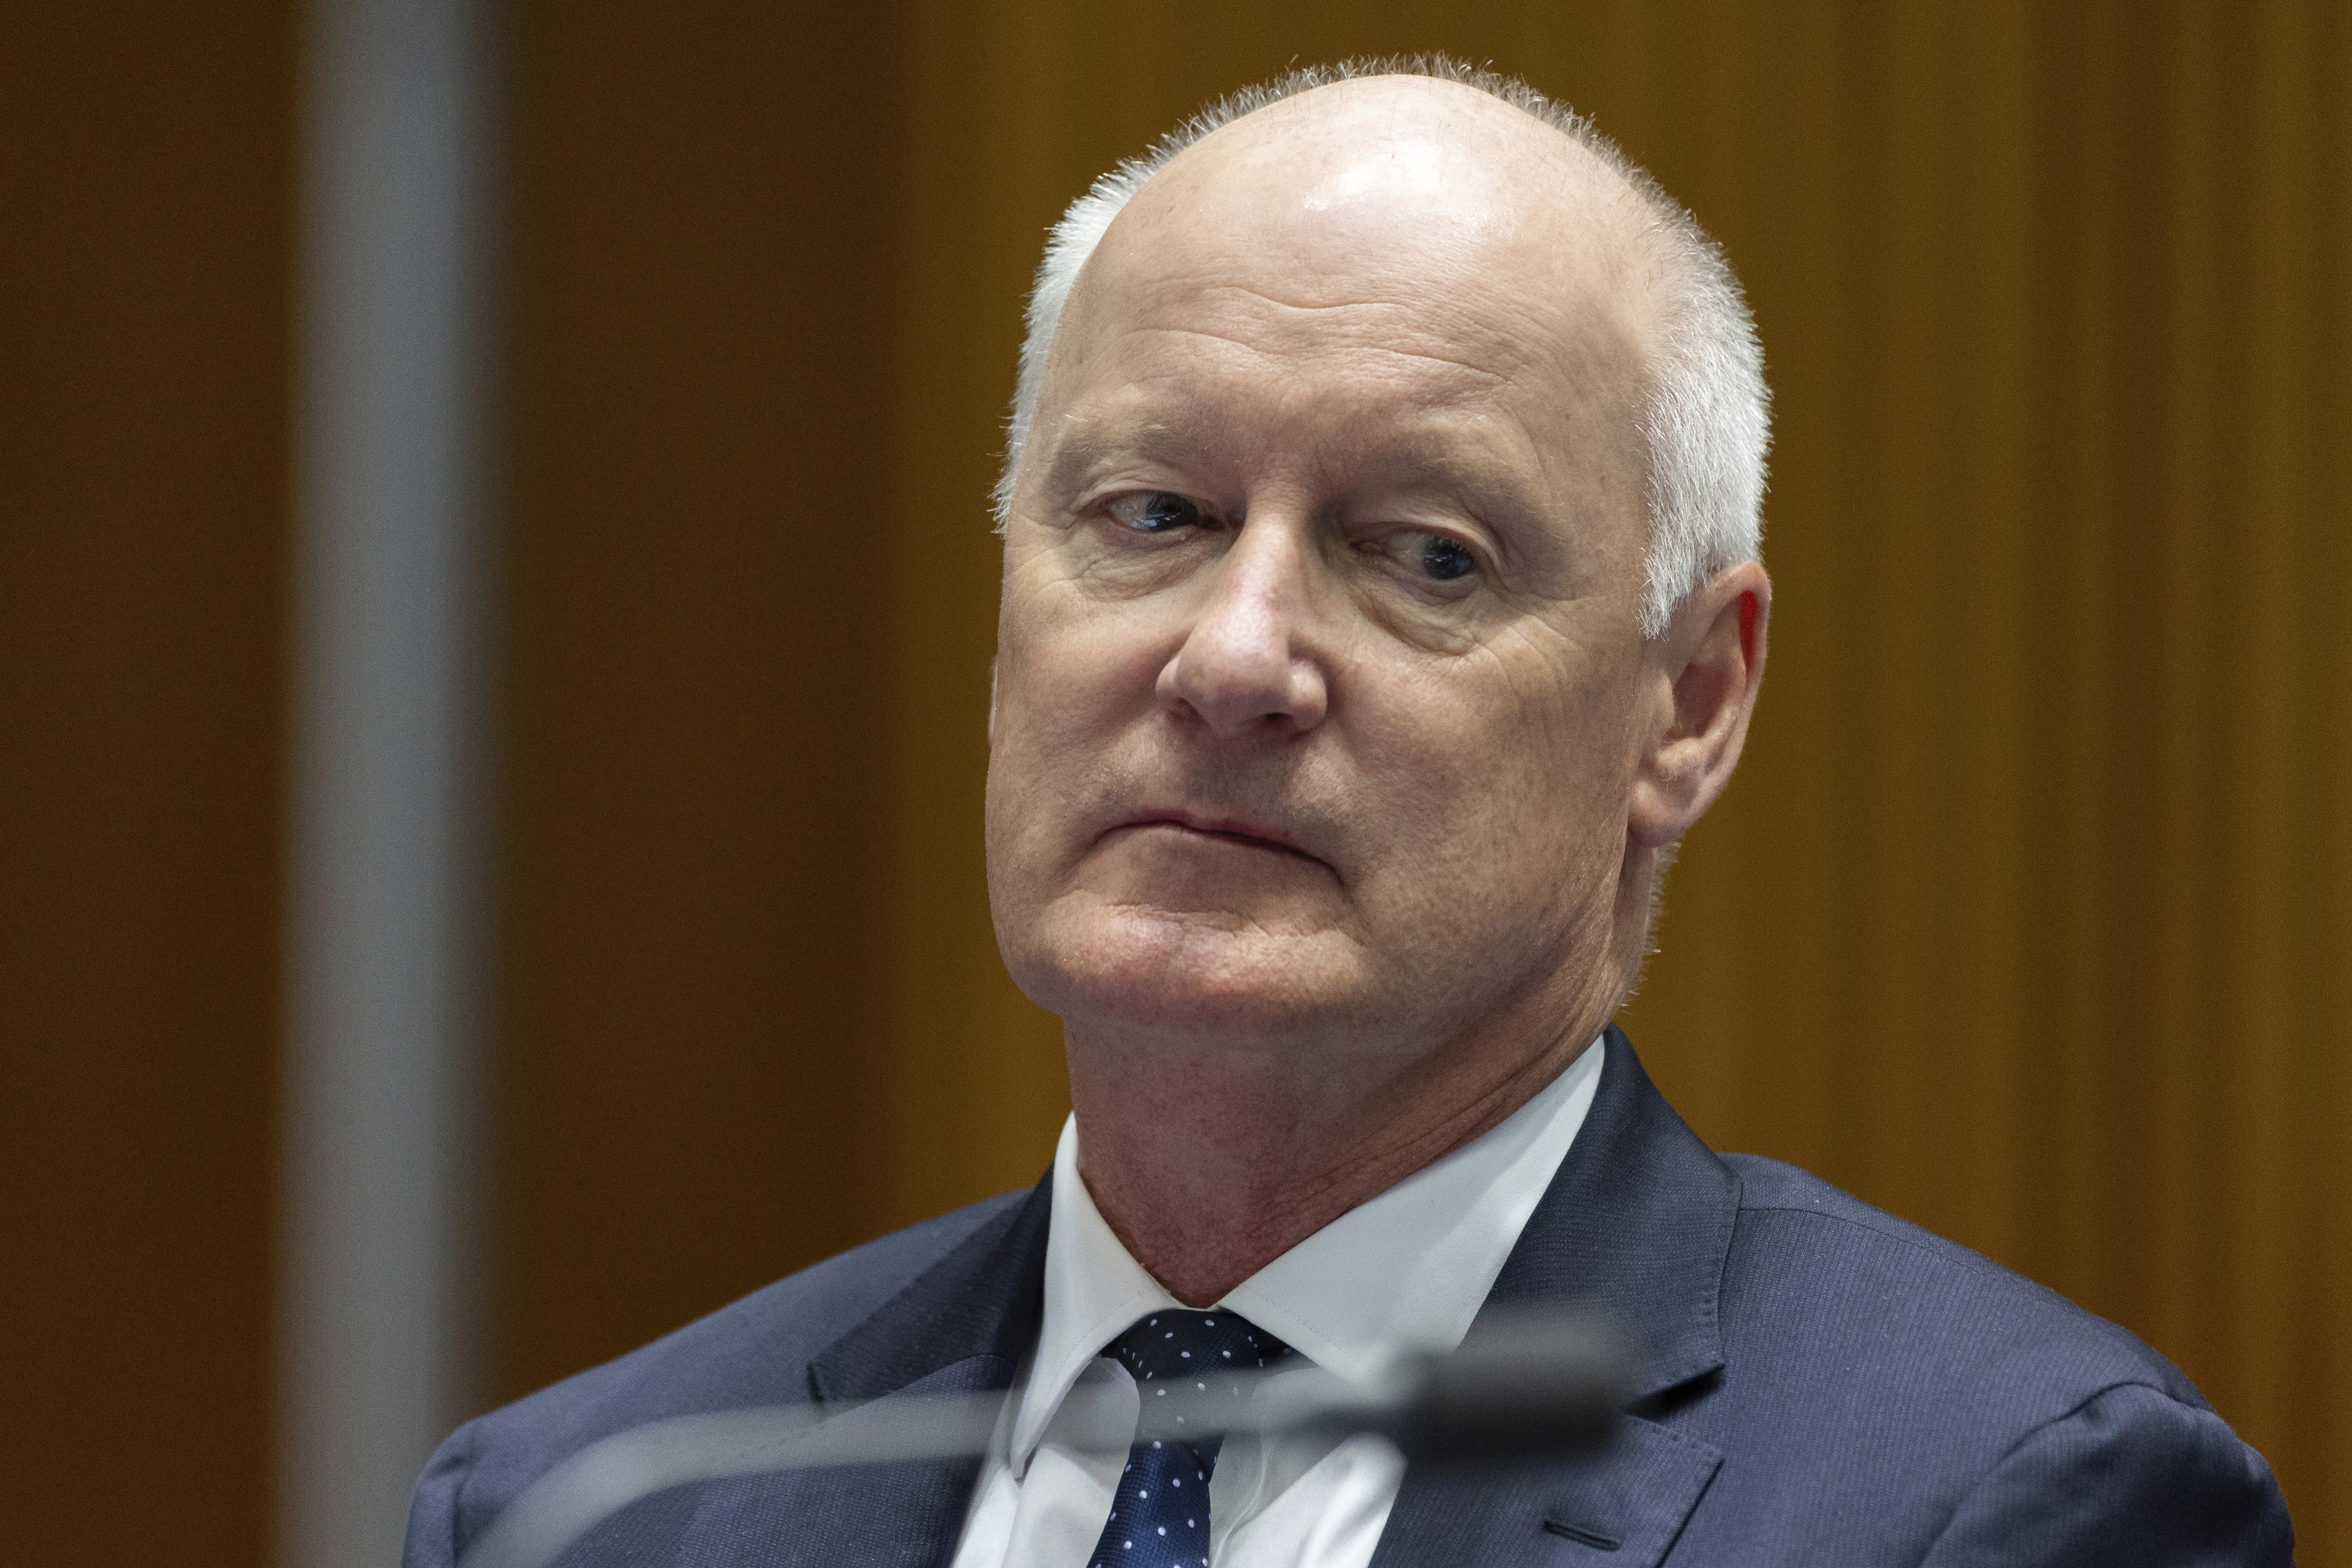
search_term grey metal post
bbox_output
[281,0,494,1561]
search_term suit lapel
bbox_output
[664,1177,1056,1568]
[802,1175,1054,1407]
[1371,1028,1737,1568]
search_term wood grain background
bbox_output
[6,2,2344,1562]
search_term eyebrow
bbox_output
[1039,417,1212,503]
[1345,434,1547,511]
[1041,411,1542,501]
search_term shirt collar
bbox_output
[1009,1036,1606,1469]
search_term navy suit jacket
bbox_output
[406,1029,2293,1566]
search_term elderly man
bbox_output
[408,59,2291,1568]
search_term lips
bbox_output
[1116,809,1324,864]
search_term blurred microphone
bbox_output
[457,1308,1628,1568]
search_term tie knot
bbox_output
[1104,1310,1293,1429]
[1106,1309,1291,1383]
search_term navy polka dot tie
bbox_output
[1086,1310,1294,1568]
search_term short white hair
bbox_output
[994,56,1769,639]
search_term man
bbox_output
[408,58,2292,1567]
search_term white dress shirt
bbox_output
[949,1037,1605,1568]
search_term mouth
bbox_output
[1114,810,1324,865]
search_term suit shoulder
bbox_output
[1920,1379,2293,1565]
[404,1186,1047,1566]
[1715,1151,2205,1408]
[460,1188,1029,1472]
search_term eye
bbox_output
[1106,491,1205,533]
[1416,534,1477,582]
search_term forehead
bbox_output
[1033,79,1658,498]
[1095,86,1649,330]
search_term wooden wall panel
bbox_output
[0,4,293,1564]
[1609,4,2352,1549]
[13,0,2335,1559]
[491,1,902,1398]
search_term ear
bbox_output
[1628,561,1770,848]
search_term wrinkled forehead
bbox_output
[1026,78,1663,522]
[1070,77,1662,363]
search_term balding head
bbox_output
[1079,72,1660,329]
[1024,75,1670,628]
[999,59,1766,639]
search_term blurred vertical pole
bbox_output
[281,0,494,1562]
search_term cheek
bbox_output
[997,596,1155,753]
[987,578,1172,849]
[1345,647,1639,894]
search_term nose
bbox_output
[1156,521,1330,738]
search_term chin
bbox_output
[1009,896,1368,1042]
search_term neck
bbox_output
[1066,995,1611,1308]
